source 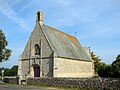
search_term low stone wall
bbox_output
[27,77,120,89]
[4,77,19,84]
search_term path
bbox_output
[0,84,64,90]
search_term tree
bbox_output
[110,54,120,78]
[0,29,12,62]
[4,68,11,76]
[98,62,110,77]
[2,65,18,76]
[10,65,18,76]
[91,52,102,74]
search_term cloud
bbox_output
[48,0,120,32]
[46,0,100,28]
[6,0,22,6]
[77,12,120,40]
[0,0,29,30]
[19,0,34,12]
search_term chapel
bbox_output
[18,11,95,83]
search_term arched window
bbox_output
[35,44,40,55]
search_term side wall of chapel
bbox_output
[53,57,95,78]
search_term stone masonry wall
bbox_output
[53,58,94,78]
[4,77,19,84]
[27,77,120,90]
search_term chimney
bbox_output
[36,11,43,25]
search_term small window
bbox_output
[35,44,40,55]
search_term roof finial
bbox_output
[36,11,43,25]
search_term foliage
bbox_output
[0,29,12,62]
[91,52,102,74]
[98,62,110,77]
[10,65,18,76]
[4,68,11,76]
[0,65,18,76]
[94,54,120,78]
[110,55,120,78]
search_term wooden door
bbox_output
[34,67,40,77]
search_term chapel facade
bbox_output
[18,11,95,84]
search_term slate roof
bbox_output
[42,24,91,60]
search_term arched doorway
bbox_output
[33,64,40,77]
[34,67,40,77]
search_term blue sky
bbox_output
[0,0,120,68]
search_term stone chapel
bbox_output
[18,11,95,83]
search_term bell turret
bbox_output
[36,11,43,25]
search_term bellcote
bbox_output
[36,11,43,25]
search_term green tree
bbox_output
[10,65,18,76]
[91,52,102,74]
[110,54,120,78]
[0,29,12,62]
[98,62,110,77]
[4,65,18,76]
[4,68,11,76]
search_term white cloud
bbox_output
[0,0,29,30]
[19,0,34,12]
[6,0,22,6]
[46,0,100,28]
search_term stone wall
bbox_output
[27,77,120,89]
[4,77,19,84]
[18,23,53,81]
[53,58,94,78]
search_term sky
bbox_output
[0,0,120,68]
